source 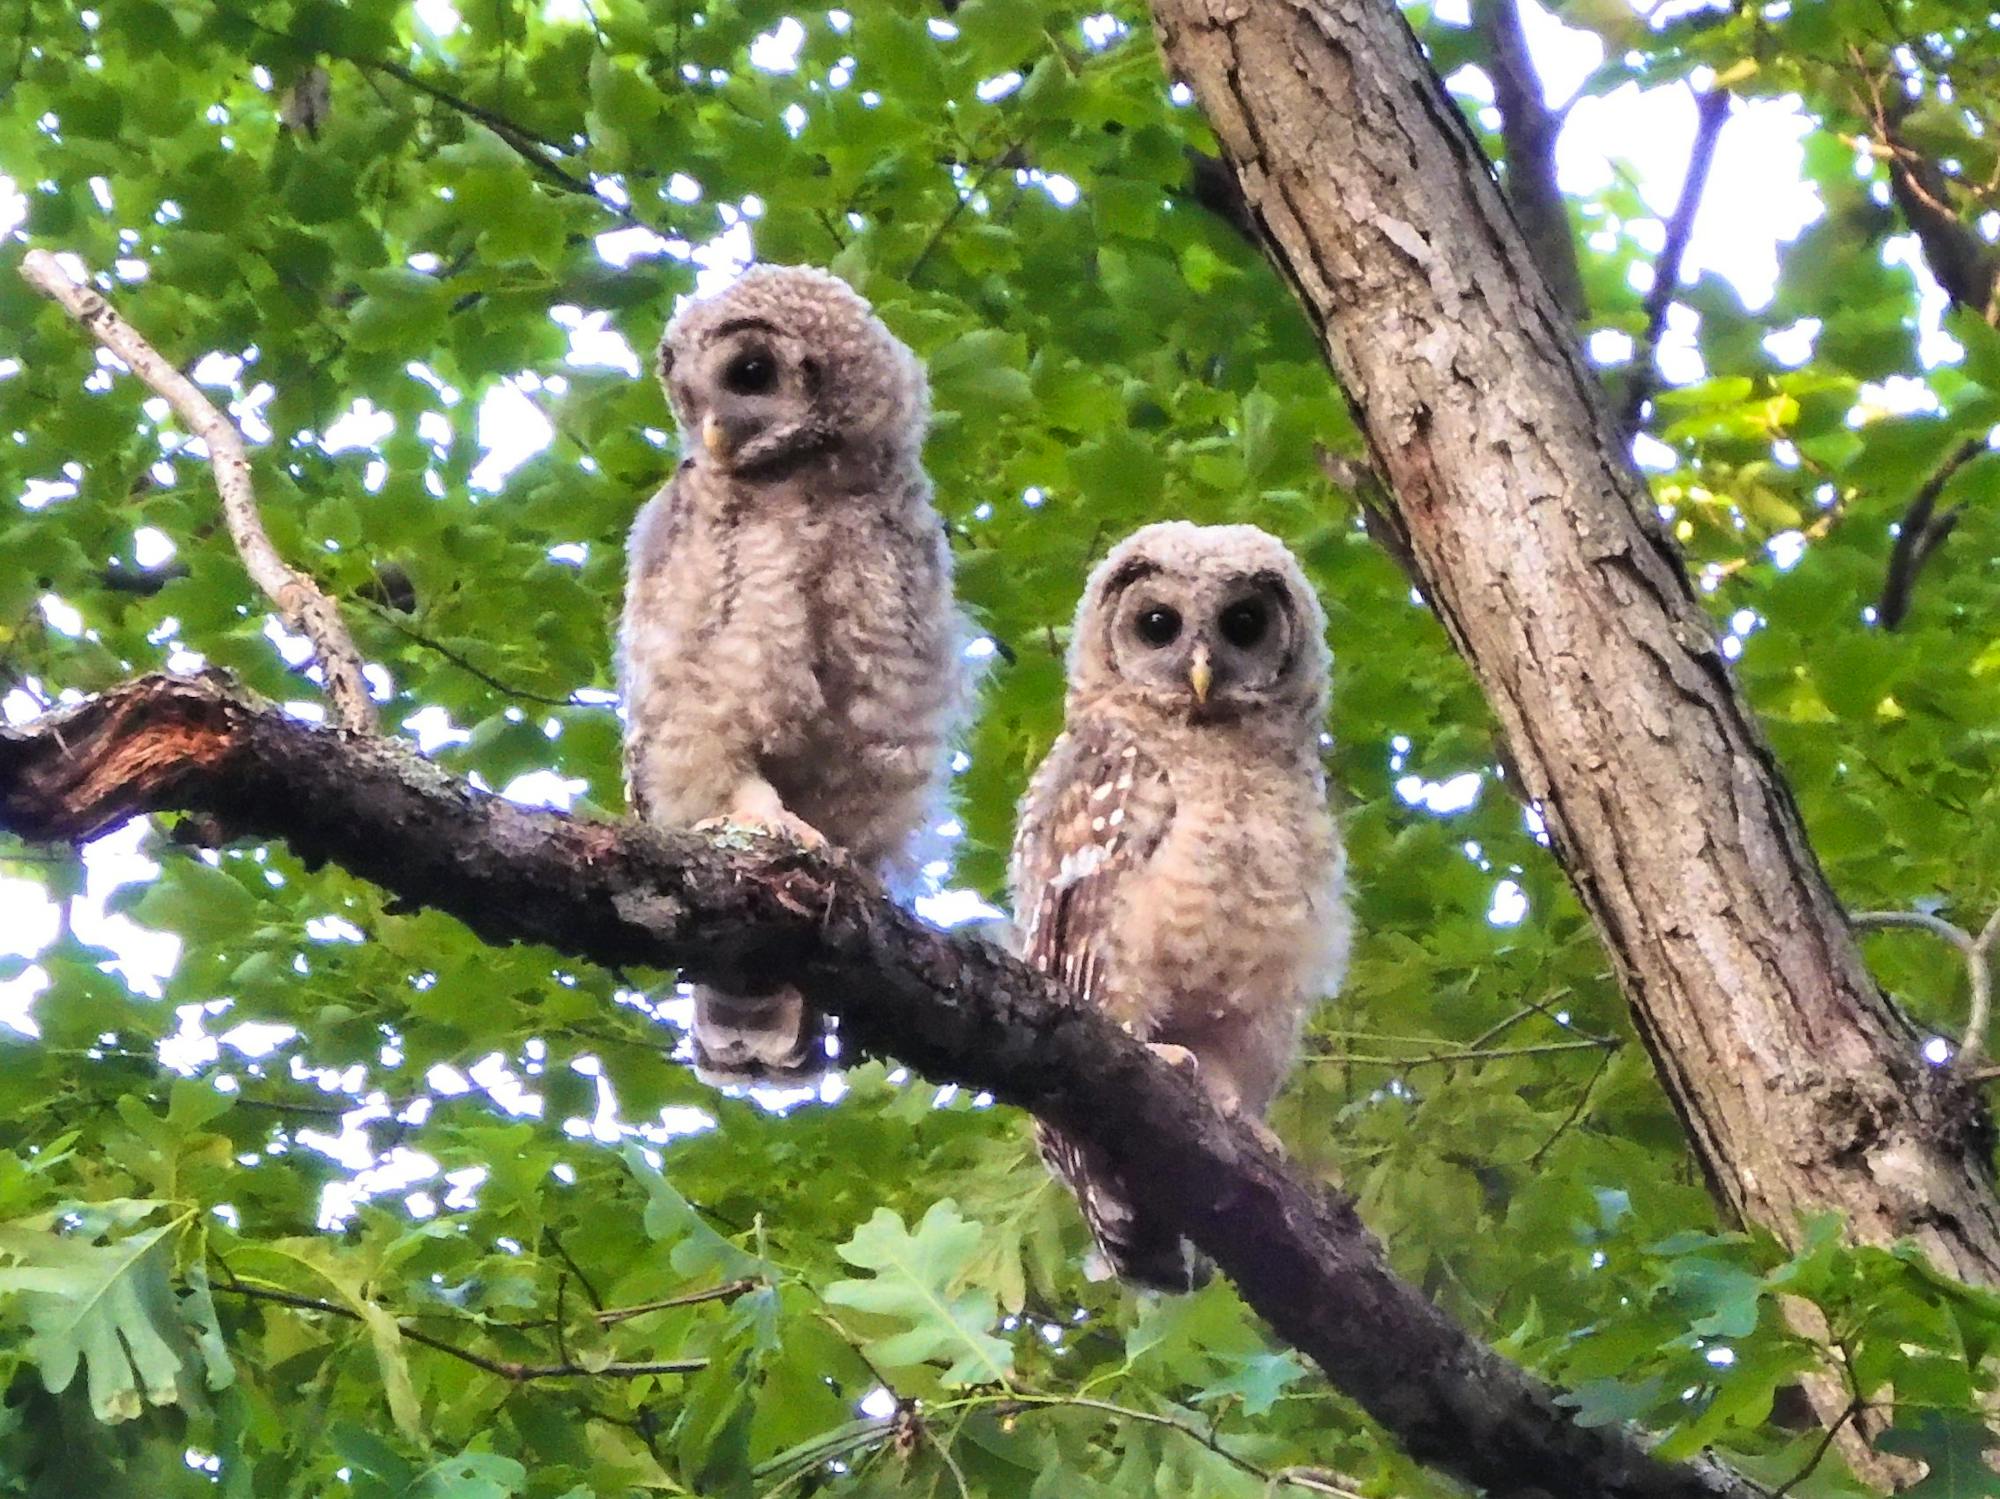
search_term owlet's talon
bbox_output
[1238,1115,1286,1156]
[694,808,828,850]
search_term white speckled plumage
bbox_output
[1011,522,1350,1291]
[619,265,963,1085]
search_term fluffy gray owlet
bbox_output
[1010,522,1351,1291]
[619,265,962,1085]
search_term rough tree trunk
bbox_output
[1148,0,2000,1296]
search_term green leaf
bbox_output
[826,1202,1014,1387]
[1881,1411,2000,1496]
[0,1210,205,1422]
[621,1142,765,1280]
[127,856,258,943]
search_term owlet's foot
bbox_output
[694,778,829,850]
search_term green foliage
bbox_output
[827,1202,1015,1388]
[4,0,2000,1491]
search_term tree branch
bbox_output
[1621,88,1729,430]
[1876,434,1983,629]
[0,672,1765,1499]
[17,252,378,734]
[1471,0,1587,321]
[1854,49,2000,314]
[354,58,650,228]
[1854,904,2000,1076]
[213,1280,707,1381]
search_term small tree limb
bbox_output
[17,250,378,734]
[1854,905,2000,1076]
[1471,0,1586,321]
[0,672,1767,1499]
[1621,88,1729,430]
[212,1281,707,1381]
[1876,435,1984,630]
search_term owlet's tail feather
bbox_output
[1035,1122,1210,1294]
[690,983,829,1086]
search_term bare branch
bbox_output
[1877,435,1984,629]
[1769,1398,1864,1499]
[17,251,377,733]
[1472,0,1586,320]
[1853,906,1999,1075]
[0,672,1767,1499]
[1622,88,1729,430]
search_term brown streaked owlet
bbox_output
[619,264,962,1086]
[1010,521,1351,1291]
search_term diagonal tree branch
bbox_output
[18,251,378,734]
[1471,0,1586,321]
[0,672,1763,1499]
[1621,87,1729,431]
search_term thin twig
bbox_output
[364,602,598,708]
[927,1415,971,1499]
[907,142,1019,281]
[935,1393,1368,1499]
[1528,1042,1618,1167]
[1622,88,1729,430]
[19,251,377,732]
[1850,908,1974,954]
[1770,1397,1863,1498]
[214,1281,706,1381]
[1852,906,1999,1074]
[1308,1038,1617,1068]
[545,1226,606,1311]
[352,58,573,153]
[595,1278,758,1327]
[359,59,646,225]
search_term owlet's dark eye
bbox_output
[1135,605,1182,647]
[1219,598,1269,649]
[723,349,777,394]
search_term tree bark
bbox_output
[0,672,1766,1499]
[1148,0,2000,1290]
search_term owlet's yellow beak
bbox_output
[1188,645,1213,706]
[701,413,728,457]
